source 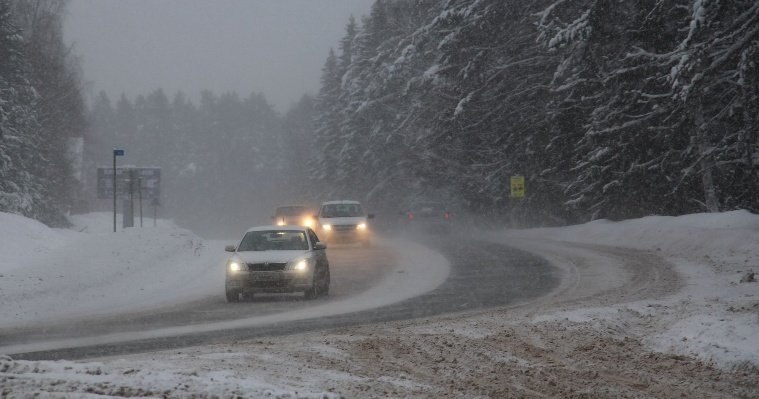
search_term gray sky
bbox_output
[64,0,374,112]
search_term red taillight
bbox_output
[408,212,414,220]
[444,212,450,220]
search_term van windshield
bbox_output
[320,203,364,218]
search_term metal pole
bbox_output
[138,177,143,228]
[129,169,135,228]
[113,151,117,232]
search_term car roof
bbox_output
[321,200,361,205]
[245,225,309,233]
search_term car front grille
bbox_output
[247,262,287,271]
[334,224,357,231]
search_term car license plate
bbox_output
[252,272,280,281]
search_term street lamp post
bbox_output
[112,149,125,232]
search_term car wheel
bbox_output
[226,289,240,303]
[321,270,330,297]
[304,285,317,300]
[304,269,318,300]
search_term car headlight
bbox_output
[287,258,312,272]
[277,220,286,226]
[228,260,243,272]
[322,224,332,231]
[357,223,367,230]
[302,218,314,227]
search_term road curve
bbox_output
[4,237,559,360]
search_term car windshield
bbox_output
[237,230,309,251]
[275,206,309,217]
[320,203,364,218]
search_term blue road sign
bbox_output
[113,149,125,156]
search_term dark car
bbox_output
[402,201,452,234]
[272,205,316,228]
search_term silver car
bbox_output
[224,226,330,302]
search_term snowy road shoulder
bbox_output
[495,210,759,371]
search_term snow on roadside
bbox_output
[0,212,226,328]
[0,354,338,399]
[0,212,79,275]
[500,210,759,371]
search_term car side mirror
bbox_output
[313,242,327,251]
[225,245,236,252]
[367,214,375,219]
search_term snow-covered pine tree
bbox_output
[537,0,699,220]
[0,0,49,221]
[668,0,759,213]
[311,48,343,197]
[11,0,86,223]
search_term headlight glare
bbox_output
[357,223,367,230]
[228,261,242,272]
[288,258,311,272]
[303,218,314,227]
[322,224,332,231]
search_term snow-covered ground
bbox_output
[0,212,225,328]
[502,210,759,371]
[2,210,758,397]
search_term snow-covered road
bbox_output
[0,212,455,355]
[3,211,759,397]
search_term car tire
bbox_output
[321,270,330,297]
[226,289,240,303]
[304,285,317,300]
[304,269,318,300]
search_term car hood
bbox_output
[234,250,309,264]
[319,216,366,225]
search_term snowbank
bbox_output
[0,212,78,275]
[0,212,225,328]
[502,210,759,371]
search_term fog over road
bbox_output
[3,236,559,360]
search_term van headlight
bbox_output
[357,223,367,230]
[322,224,332,231]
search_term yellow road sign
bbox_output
[510,175,525,198]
